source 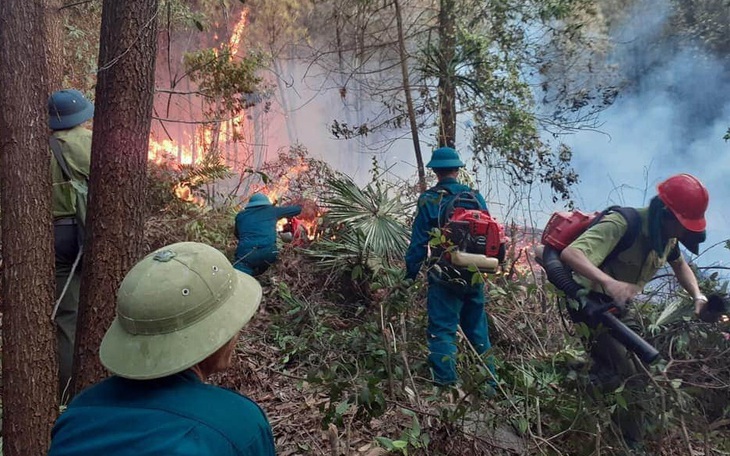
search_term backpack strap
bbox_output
[595,206,641,264]
[49,136,74,180]
[433,185,484,226]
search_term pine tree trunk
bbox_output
[0,0,59,454]
[437,0,456,148]
[72,0,158,394]
[45,0,65,89]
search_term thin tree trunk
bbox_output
[437,0,456,148]
[72,0,159,394]
[0,0,59,453]
[393,0,426,192]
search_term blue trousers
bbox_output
[233,245,278,276]
[426,276,491,385]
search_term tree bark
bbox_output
[0,0,59,454]
[45,0,65,89]
[393,0,426,192]
[437,0,456,148]
[72,0,159,394]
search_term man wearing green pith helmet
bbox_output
[48,242,276,455]
[234,192,301,276]
[404,147,494,388]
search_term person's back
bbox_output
[235,205,285,247]
[49,371,274,456]
[51,125,91,220]
[234,193,301,275]
[569,208,681,291]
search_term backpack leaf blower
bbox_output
[541,245,660,364]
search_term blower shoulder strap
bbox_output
[49,136,74,180]
[592,206,641,263]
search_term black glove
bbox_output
[698,294,727,323]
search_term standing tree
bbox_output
[394,0,426,190]
[45,0,65,89]
[436,0,456,148]
[72,0,159,394]
[0,0,58,454]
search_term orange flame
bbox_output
[229,9,248,57]
[257,163,310,203]
[148,133,201,165]
[148,6,250,169]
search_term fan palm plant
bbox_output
[304,176,413,278]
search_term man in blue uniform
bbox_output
[234,193,301,276]
[48,242,276,455]
[405,147,492,386]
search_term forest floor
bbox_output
[208,249,719,456]
[216,292,529,456]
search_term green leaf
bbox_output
[351,265,363,280]
[375,437,395,449]
[335,400,350,416]
[516,417,529,434]
[410,416,421,440]
[392,440,408,449]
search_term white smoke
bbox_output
[261,0,729,266]
[553,0,730,266]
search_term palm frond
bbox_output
[178,152,233,188]
[304,176,413,272]
[322,176,412,264]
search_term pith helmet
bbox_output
[426,147,465,169]
[48,89,94,130]
[246,193,271,208]
[100,242,262,380]
[657,173,709,232]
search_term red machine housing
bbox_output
[446,208,507,258]
[541,210,599,251]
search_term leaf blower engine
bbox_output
[437,207,508,274]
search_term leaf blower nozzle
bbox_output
[541,246,660,364]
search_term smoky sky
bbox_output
[554,0,730,266]
[261,0,728,265]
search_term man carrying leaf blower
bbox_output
[405,147,507,393]
[536,173,713,451]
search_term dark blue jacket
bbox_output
[48,370,276,456]
[235,205,301,254]
[405,177,488,280]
